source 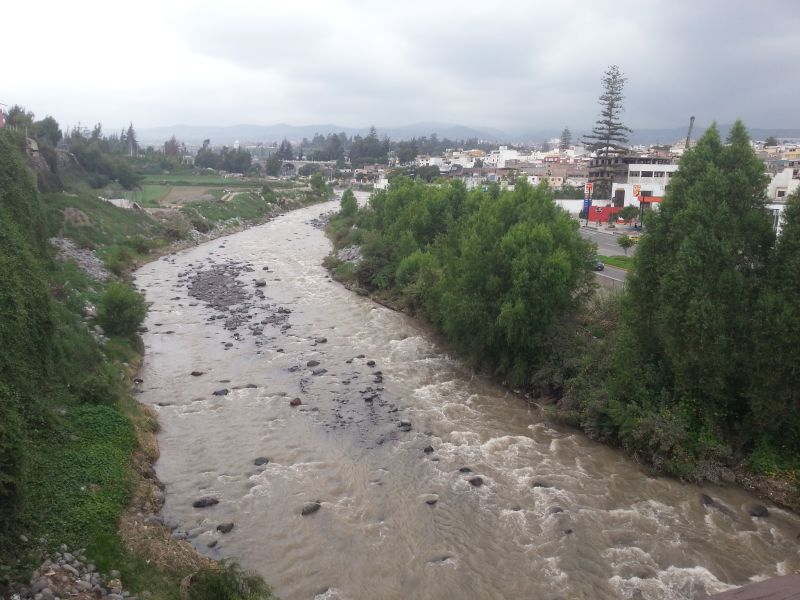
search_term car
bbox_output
[593,260,605,271]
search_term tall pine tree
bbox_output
[583,65,632,199]
[559,126,572,151]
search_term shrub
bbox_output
[188,561,274,600]
[97,283,146,338]
[104,245,137,276]
[80,363,124,406]
[340,189,357,218]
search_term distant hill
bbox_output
[137,122,800,148]
[137,122,507,147]
[517,125,800,146]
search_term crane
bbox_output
[685,115,695,151]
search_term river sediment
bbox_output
[135,197,800,600]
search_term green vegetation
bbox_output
[0,128,279,595]
[327,177,593,385]
[326,122,800,500]
[564,123,800,489]
[98,283,147,337]
[597,254,633,270]
[616,234,635,255]
[187,561,275,600]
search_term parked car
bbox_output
[593,260,605,271]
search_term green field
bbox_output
[140,172,253,186]
[597,254,634,270]
[118,184,172,207]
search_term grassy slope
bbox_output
[1,142,281,597]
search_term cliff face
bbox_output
[22,137,84,192]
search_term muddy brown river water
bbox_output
[135,197,800,600]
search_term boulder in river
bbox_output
[747,504,769,518]
[254,457,270,466]
[216,522,235,534]
[307,360,320,367]
[459,467,472,473]
[532,480,552,488]
[192,497,219,508]
[254,279,267,287]
[213,388,229,396]
[314,337,328,344]
[290,397,302,407]
[423,446,434,454]
[190,371,204,377]
[469,476,484,487]
[301,501,321,516]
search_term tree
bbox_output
[618,205,639,221]
[265,153,282,176]
[764,135,778,147]
[5,105,34,130]
[749,189,800,448]
[276,139,294,160]
[33,116,62,147]
[164,136,181,157]
[310,172,330,197]
[617,234,634,255]
[416,165,440,182]
[583,65,633,200]
[619,121,774,441]
[340,188,357,218]
[473,158,484,168]
[559,127,572,151]
[126,123,138,156]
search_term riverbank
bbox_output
[1,138,330,596]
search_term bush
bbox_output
[188,561,274,600]
[80,363,124,406]
[97,283,146,337]
[103,245,137,276]
[339,188,357,218]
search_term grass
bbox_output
[118,184,173,207]
[181,192,270,223]
[43,192,166,249]
[598,254,634,270]
[141,172,253,186]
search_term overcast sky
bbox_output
[3,0,798,133]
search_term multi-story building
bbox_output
[588,154,673,203]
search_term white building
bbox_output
[611,163,680,206]
[766,168,800,233]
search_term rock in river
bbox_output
[747,504,769,518]
[213,388,229,396]
[193,497,219,508]
[217,522,235,534]
[301,501,321,516]
[469,477,484,487]
[254,457,270,466]
[290,397,302,407]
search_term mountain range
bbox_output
[136,122,800,148]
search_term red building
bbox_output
[587,205,622,223]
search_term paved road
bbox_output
[595,264,628,289]
[579,227,638,257]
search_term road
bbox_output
[579,226,638,257]
[595,263,627,287]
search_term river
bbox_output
[135,197,800,600]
